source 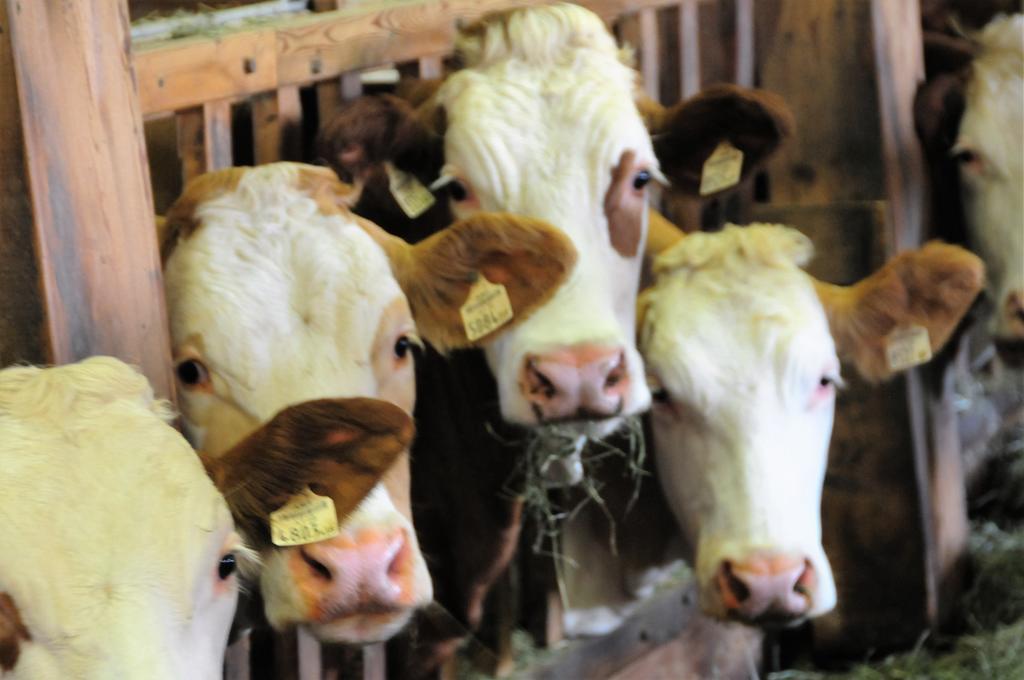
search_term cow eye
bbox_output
[448,180,469,202]
[176,358,209,388]
[218,553,237,580]
[647,375,670,403]
[394,335,423,360]
[633,170,652,190]
[953,148,977,165]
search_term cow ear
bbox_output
[316,94,443,185]
[814,242,984,382]
[204,398,413,547]
[0,592,30,673]
[647,84,795,197]
[375,213,578,351]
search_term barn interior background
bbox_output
[1,0,1022,678]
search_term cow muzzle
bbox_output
[995,290,1024,367]
[713,551,816,627]
[520,344,631,423]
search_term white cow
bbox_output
[0,357,404,678]
[917,14,1024,364]
[319,3,794,438]
[561,224,984,633]
[160,162,576,642]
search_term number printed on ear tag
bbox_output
[699,141,744,196]
[461,275,514,342]
[885,325,933,372]
[270,488,340,547]
[386,162,436,218]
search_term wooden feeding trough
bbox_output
[0,0,968,677]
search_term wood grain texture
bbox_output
[0,0,47,367]
[132,0,705,116]
[7,0,174,399]
[756,0,886,204]
[203,99,234,170]
[176,107,207,184]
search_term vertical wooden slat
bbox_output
[297,627,322,680]
[252,91,283,164]
[203,99,234,171]
[871,0,966,630]
[733,0,755,87]
[362,642,386,680]
[277,84,304,160]
[341,71,364,101]
[418,55,443,79]
[0,0,47,367]
[679,0,701,98]
[176,108,206,185]
[638,8,660,100]
[6,0,174,398]
[224,634,251,680]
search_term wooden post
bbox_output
[6,0,174,398]
[0,0,47,367]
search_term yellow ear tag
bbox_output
[885,325,933,372]
[386,162,435,219]
[270,487,340,547]
[699,141,744,196]
[460,274,514,342]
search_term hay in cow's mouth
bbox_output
[493,415,647,559]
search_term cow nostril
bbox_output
[300,548,332,581]
[722,562,751,603]
[387,534,409,581]
[794,559,814,598]
[604,353,626,391]
[526,361,557,399]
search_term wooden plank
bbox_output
[0,0,47,367]
[203,99,234,170]
[418,55,443,79]
[679,0,700,97]
[277,84,304,160]
[526,582,762,679]
[134,28,277,114]
[297,627,322,680]
[176,107,207,184]
[132,0,702,116]
[733,0,753,86]
[7,0,174,399]
[224,634,251,680]
[637,8,660,100]
[362,642,386,680]
[341,71,363,100]
[252,91,283,164]
[756,0,886,204]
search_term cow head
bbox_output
[916,15,1024,364]
[160,163,575,642]
[318,3,792,438]
[639,225,983,625]
[0,358,400,678]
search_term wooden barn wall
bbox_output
[0,1,47,367]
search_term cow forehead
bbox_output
[0,363,230,631]
[961,17,1024,162]
[165,169,405,414]
[643,228,835,405]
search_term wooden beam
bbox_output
[0,0,47,367]
[132,0,702,116]
[7,0,174,399]
[203,99,234,170]
[679,0,700,98]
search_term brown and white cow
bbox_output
[160,162,575,643]
[561,224,984,633]
[0,357,405,678]
[318,3,793,437]
[916,14,1024,365]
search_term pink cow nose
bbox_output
[520,344,630,422]
[293,528,415,619]
[716,552,815,624]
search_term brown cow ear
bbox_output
[814,242,984,382]
[0,592,30,672]
[381,213,578,351]
[204,397,413,547]
[315,94,443,186]
[648,84,795,197]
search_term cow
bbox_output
[159,162,576,644]
[915,14,1024,365]
[315,6,793,668]
[0,357,406,678]
[317,3,793,435]
[560,224,984,633]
